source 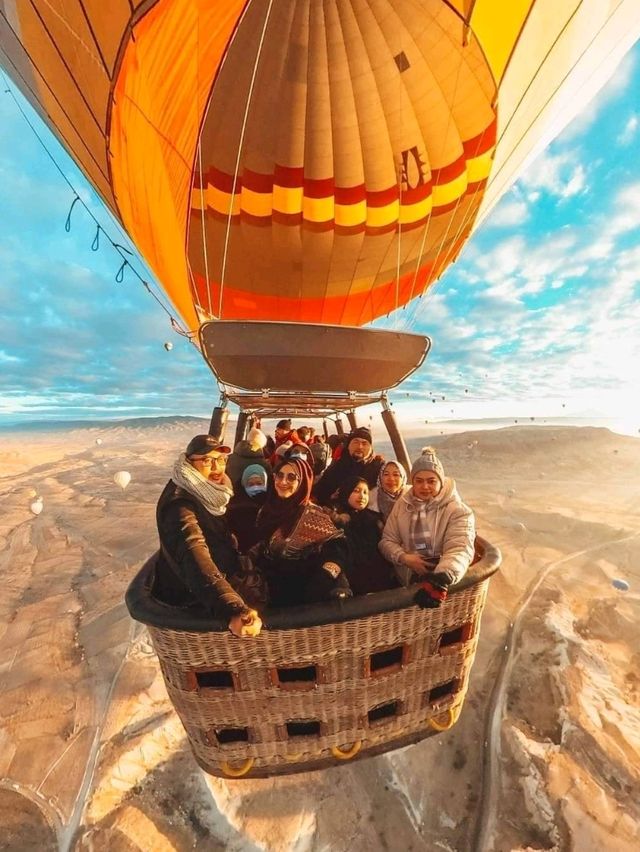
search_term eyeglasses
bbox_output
[190,455,227,466]
[275,471,300,483]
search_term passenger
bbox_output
[226,426,271,489]
[313,426,384,506]
[368,460,410,521]
[283,441,315,469]
[296,426,314,444]
[253,457,352,607]
[326,433,342,460]
[270,418,304,465]
[154,435,262,637]
[309,433,331,477]
[226,464,269,554]
[334,476,396,596]
[379,446,475,608]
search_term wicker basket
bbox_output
[126,538,500,778]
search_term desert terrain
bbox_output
[0,418,638,851]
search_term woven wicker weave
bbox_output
[127,538,500,778]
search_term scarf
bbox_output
[171,453,233,517]
[405,490,440,569]
[256,457,313,539]
[375,460,408,519]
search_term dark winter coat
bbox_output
[226,489,267,554]
[154,480,248,618]
[312,452,384,506]
[255,504,351,607]
[226,441,272,490]
[337,507,397,596]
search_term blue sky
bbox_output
[1,42,639,431]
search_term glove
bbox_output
[414,572,450,609]
[330,586,353,600]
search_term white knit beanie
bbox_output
[410,446,445,484]
[247,427,268,449]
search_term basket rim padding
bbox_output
[125,537,501,632]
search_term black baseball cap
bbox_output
[185,435,231,456]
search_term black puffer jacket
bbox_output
[226,441,272,490]
[154,480,248,619]
[312,452,384,505]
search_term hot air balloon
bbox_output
[4,0,638,782]
[113,471,131,490]
[612,578,629,592]
[164,342,173,351]
[95,438,103,446]
[30,497,44,516]
[2,1,638,332]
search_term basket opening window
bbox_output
[274,665,319,691]
[368,700,400,725]
[286,720,321,738]
[428,679,459,704]
[439,622,474,650]
[195,669,235,690]
[368,645,408,677]
[215,727,249,744]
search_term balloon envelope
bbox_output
[2,2,638,331]
[95,438,103,446]
[114,471,131,490]
[611,578,629,592]
[30,499,44,516]
[164,341,173,351]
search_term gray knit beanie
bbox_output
[410,446,444,484]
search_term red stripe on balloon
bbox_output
[463,117,497,156]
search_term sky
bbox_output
[1,41,640,433]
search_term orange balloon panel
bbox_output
[189,0,497,324]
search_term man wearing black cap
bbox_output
[154,434,263,638]
[313,426,384,506]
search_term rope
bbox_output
[1,71,195,342]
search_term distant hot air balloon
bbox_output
[95,438,103,446]
[114,471,131,490]
[611,578,629,592]
[506,488,516,498]
[1,2,638,331]
[164,342,173,351]
[30,497,44,516]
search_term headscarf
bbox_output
[336,475,370,514]
[241,464,268,498]
[375,460,408,519]
[241,464,268,489]
[256,457,314,539]
[171,453,233,516]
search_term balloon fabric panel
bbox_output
[189,0,497,325]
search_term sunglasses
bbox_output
[274,471,300,483]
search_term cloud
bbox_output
[617,114,638,145]
[518,150,586,200]
[483,197,529,228]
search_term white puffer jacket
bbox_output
[379,478,475,586]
